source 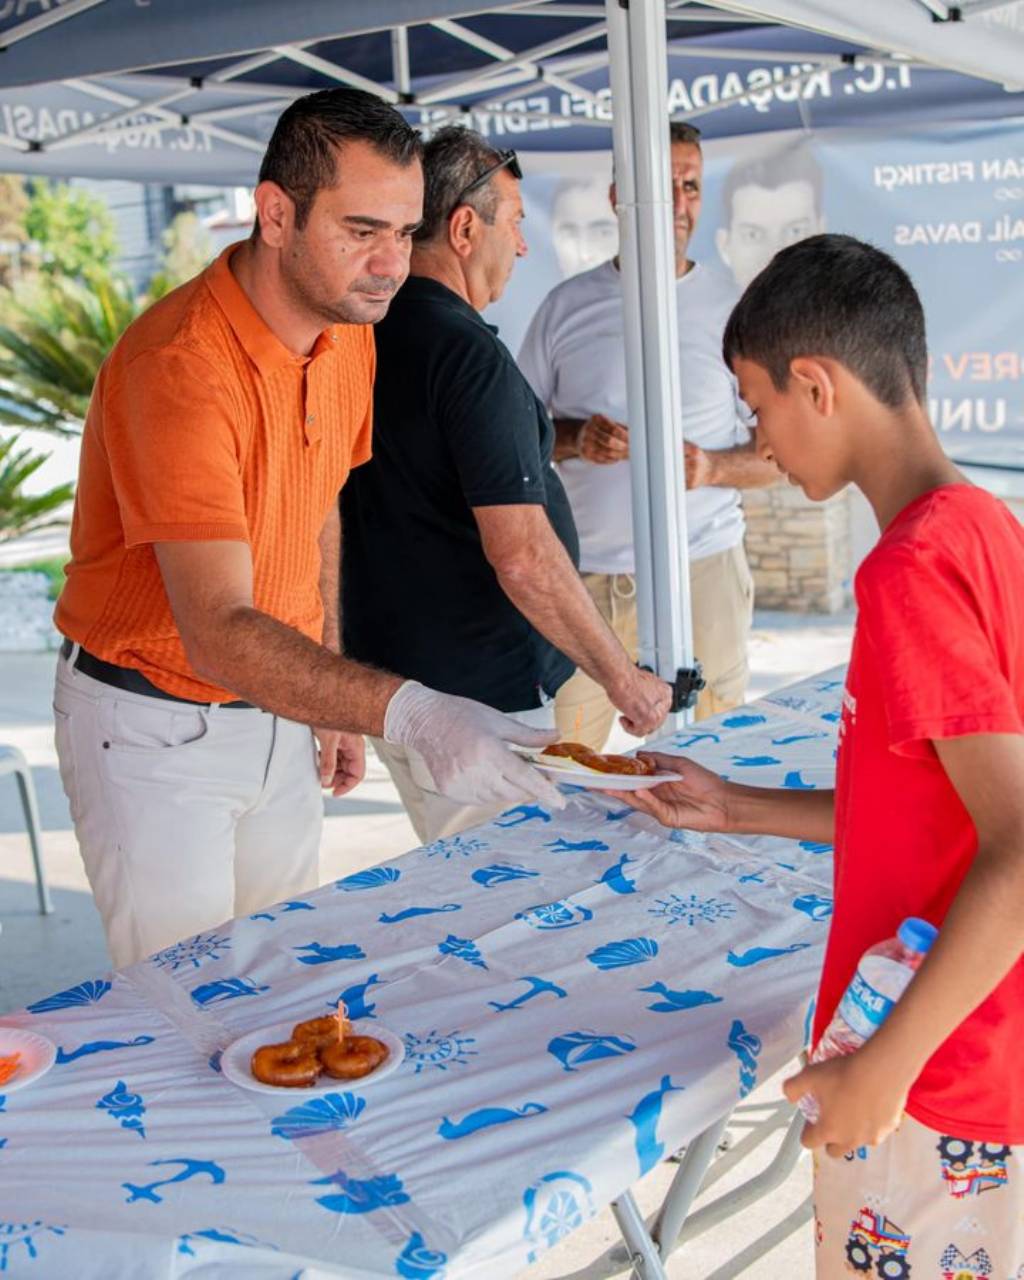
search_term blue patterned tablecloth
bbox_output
[0,669,844,1278]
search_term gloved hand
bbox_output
[383,681,566,811]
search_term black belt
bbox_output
[60,638,254,709]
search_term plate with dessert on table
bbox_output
[519,742,682,791]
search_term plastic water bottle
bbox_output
[798,916,938,1124]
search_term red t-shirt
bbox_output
[815,484,1024,1142]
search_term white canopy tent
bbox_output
[0,0,1021,727]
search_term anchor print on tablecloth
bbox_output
[271,1092,365,1142]
[727,1020,762,1098]
[333,974,385,1021]
[190,977,269,1008]
[177,1227,278,1257]
[0,1221,67,1271]
[395,1231,448,1279]
[56,1035,156,1065]
[310,1169,410,1215]
[335,866,401,892]
[424,834,490,858]
[547,1030,636,1072]
[726,943,812,968]
[488,976,568,1013]
[438,934,487,970]
[595,853,637,895]
[587,938,658,971]
[122,1157,226,1204]
[522,1170,595,1264]
[471,864,540,888]
[438,1102,547,1141]
[96,1080,146,1138]
[640,982,722,1014]
[672,731,720,748]
[545,838,609,854]
[151,933,231,971]
[379,904,461,925]
[792,894,834,922]
[516,900,594,931]
[292,941,366,965]
[27,978,111,1014]
[627,1076,685,1175]
[494,804,551,829]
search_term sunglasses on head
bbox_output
[450,148,523,213]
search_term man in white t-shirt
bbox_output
[518,122,777,746]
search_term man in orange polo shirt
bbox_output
[53,89,563,969]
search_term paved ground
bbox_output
[0,609,854,1278]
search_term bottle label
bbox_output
[837,967,895,1041]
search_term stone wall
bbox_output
[741,483,853,614]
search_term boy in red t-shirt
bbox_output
[622,234,1024,1278]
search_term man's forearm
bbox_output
[725,785,836,843]
[193,607,401,734]
[494,542,633,697]
[704,441,778,489]
[319,501,341,654]
[553,417,584,462]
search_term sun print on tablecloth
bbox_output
[402,1029,478,1074]
[151,932,231,971]
[647,893,737,927]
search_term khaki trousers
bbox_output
[554,541,755,751]
[53,649,322,968]
[371,702,556,847]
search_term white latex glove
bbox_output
[383,681,566,811]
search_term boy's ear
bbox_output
[788,356,836,417]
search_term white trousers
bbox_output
[53,649,323,968]
[371,702,556,846]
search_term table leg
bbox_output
[610,1192,670,1280]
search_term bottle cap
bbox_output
[898,917,937,954]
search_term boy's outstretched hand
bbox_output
[609,752,733,831]
[783,1052,910,1157]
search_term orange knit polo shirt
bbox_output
[55,242,375,703]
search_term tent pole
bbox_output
[607,0,695,734]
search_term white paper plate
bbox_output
[221,1019,404,1096]
[0,1026,57,1093]
[520,750,681,792]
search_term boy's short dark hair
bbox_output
[258,88,422,230]
[722,233,928,408]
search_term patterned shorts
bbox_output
[813,1114,1023,1280]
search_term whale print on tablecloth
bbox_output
[378,904,461,925]
[792,894,834,922]
[782,771,816,790]
[122,1157,225,1204]
[96,1080,146,1139]
[640,983,723,1014]
[292,941,366,965]
[27,978,111,1013]
[545,838,609,854]
[335,866,401,892]
[395,1231,448,1279]
[494,805,551,828]
[333,974,385,1021]
[722,713,766,729]
[727,943,812,968]
[190,977,269,1008]
[731,755,782,767]
[310,1169,409,1215]
[627,1075,685,1175]
[547,1031,636,1072]
[799,839,833,854]
[595,853,637,895]
[438,1102,547,1140]
[471,864,540,888]
[586,937,658,971]
[177,1227,278,1257]
[488,976,568,1013]
[772,733,827,746]
[250,901,316,922]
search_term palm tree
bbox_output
[0,272,141,437]
[0,433,74,543]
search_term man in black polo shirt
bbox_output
[342,126,670,842]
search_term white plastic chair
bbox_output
[0,745,53,914]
